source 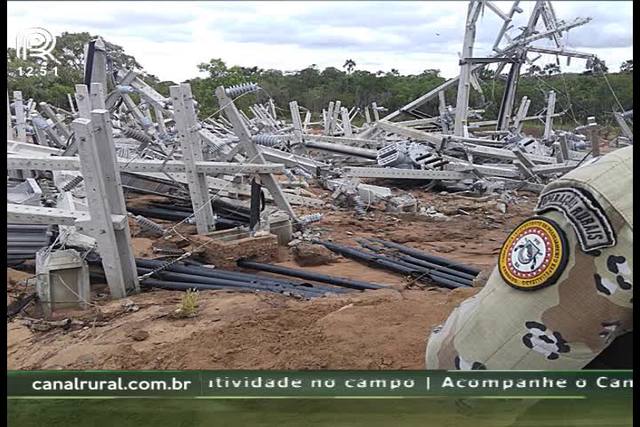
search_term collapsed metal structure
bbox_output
[6,0,632,307]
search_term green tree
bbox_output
[526,64,542,76]
[479,68,495,80]
[620,59,633,73]
[543,63,561,76]
[584,56,609,74]
[7,34,633,130]
[7,32,146,107]
[343,59,356,75]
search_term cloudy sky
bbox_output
[7,1,633,82]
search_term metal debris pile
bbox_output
[5,1,632,311]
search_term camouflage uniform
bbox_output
[426,146,633,370]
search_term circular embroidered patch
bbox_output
[498,217,568,291]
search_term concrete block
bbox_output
[35,248,90,317]
[191,227,279,268]
[268,213,293,246]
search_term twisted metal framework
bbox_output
[383,1,593,136]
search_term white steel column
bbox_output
[543,91,556,141]
[71,112,139,298]
[453,0,482,136]
[170,83,216,234]
[13,91,27,142]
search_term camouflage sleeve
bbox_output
[426,146,633,370]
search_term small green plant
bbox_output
[174,289,199,318]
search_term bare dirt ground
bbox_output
[7,186,537,370]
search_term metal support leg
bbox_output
[324,102,335,135]
[303,111,311,130]
[74,84,92,119]
[371,102,380,121]
[289,101,303,144]
[154,105,167,135]
[329,100,341,135]
[72,113,139,298]
[513,96,530,133]
[7,91,14,140]
[438,91,449,133]
[543,90,556,141]
[90,83,106,109]
[613,112,633,141]
[268,98,276,119]
[89,107,139,294]
[341,107,353,137]
[170,84,216,234]
[13,91,27,142]
[67,93,77,115]
[215,85,297,220]
[39,102,72,140]
[454,1,481,136]
[121,93,149,128]
[85,37,108,90]
[557,133,569,162]
[62,85,89,156]
[588,117,600,157]
[31,112,49,146]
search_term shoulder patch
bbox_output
[535,187,615,252]
[499,217,569,291]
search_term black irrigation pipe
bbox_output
[377,256,473,288]
[127,206,189,221]
[148,202,193,213]
[136,258,308,287]
[318,240,418,276]
[135,259,352,295]
[7,292,37,318]
[148,199,252,223]
[8,235,51,243]
[213,199,252,220]
[392,254,477,281]
[8,249,49,255]
[368,238,482,276]
[356,240,477,282]
[355,249,473,288]
[137,267,309,293]
[122,185,191,202]
[7,225,51,232]
[8,254,36,260]
[317,241,470,289]
[213,217,248,229]
[182,259,205,267]
[140,278,258,294]
[236,259,389,291]
[356,238,474,281]
[137,267,323,299]
[7,240,52,246]
[127,207,246,229]
[355,240,476,286]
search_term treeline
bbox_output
[188,59,633,127]
[7,32,633,128]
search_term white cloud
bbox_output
[7,1,633,82]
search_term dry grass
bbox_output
[173,289,199,318]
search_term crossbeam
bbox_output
[7,155,285,174]
[343,167,471,180]
[7,203,128,228]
